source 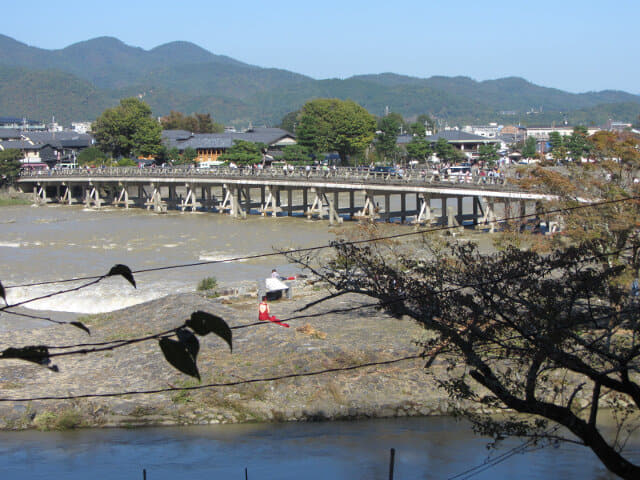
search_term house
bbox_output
[162,127,296,164]
[426,130,500,160]
[0,131,93,167]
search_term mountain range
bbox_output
[1,34,639,128]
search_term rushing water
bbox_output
[0,204,336,314]
[0,417,631,480]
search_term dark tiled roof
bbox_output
[162,127,295,150]
[427,130,498,142]
[24,132,93,148]
[0,129,21,140]
[0,140,44,150]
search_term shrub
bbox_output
[197,276,218,292]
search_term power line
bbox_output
[0,354,423,402]
[3,195,638,290]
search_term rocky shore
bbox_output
[0,285,478,430]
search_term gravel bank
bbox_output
[0,285,480,430]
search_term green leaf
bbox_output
[1,345,53,367]
[107,264,136,288]
[186,311,232,352]
[0,280,5,304]
[70,321,91,335]
[159,337,200,380]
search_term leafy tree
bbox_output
[296,98,376,164]
[376,115,401,160]
[116,158,137,167]
[281,144,311,163]
[92,98,162,159]
[434,138,464,162]
[416,114,436,134]
[522,136,538,158]
[293,236,640,480]
[405,136,432,163]
[408,121,427,138]
[167,147,180,163]
[278,110,300,134]
[218,140,265,164]
[77,146,107,166]
[548,131,565,151]
[160,111,224,134]
[566,126,593,161]
[477,143,500,166]
[180,147,198,165]
[0,148,22,184]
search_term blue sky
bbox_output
[4,0,639,94]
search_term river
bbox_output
[0,203,635,479]
[0,417,630,480]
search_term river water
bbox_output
[0,204,336,314]
[0,417,631,480]
[0,204,636,479]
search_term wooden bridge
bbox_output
[17,166,553,230]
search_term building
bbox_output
[162,127,296,164]
[461,123,502,138]
[525,125,600,141]
[0,116,46,131]
[426,130,500,160]
[0,131,93,167]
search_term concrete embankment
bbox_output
[0,287,481,430]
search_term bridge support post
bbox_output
[413,194,434,225]
[180,184,200,212]
[144,185,166,213]
[400,193,406,223]
[33,184,48,205]
[84,184,102,209]
[354,191,378,222]
[478,197,497,232]
[60,184,73,205]
[261,186,281,217]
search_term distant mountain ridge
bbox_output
[0,34,638,127]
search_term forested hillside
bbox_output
[0,34,638,127]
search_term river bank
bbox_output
[0,187,31,206]
[0,282,490,430]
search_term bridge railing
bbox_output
[19,165,514,189]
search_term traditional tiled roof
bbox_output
[0,129,21,140]
[24,132,93,148]
[426,130,499,143]
[162,127,295,150]
[0,140,44,150]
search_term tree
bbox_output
[92,98,163,159]
[566,126,593,161]
[477,143,500,167]
[180,147,198,165]
[160,111,224,134]
[296,98,376,164]
[289,231,640,479]
[0,148,22,184]
[278,110,300,134]
[281,144,311,163]
[376,115,401,160]
[434,138,464,163]
[405,136,433,163]
[77,146,107,166]
[522,136,538,159]
[218,140,265,164]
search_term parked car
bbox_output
[371,165,397,175]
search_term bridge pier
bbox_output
[84,184,102,209]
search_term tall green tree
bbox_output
[296,98,376,164]
[477,143,500,166]
[405,136,432,163]
[434,138,465,162]
[522,136,538,158]
[77,146,107,166]
[566,126,593,161]
[92,98,162,158]
[278,110,301,134]
[0,148,22,184]
[376,115,401,160]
